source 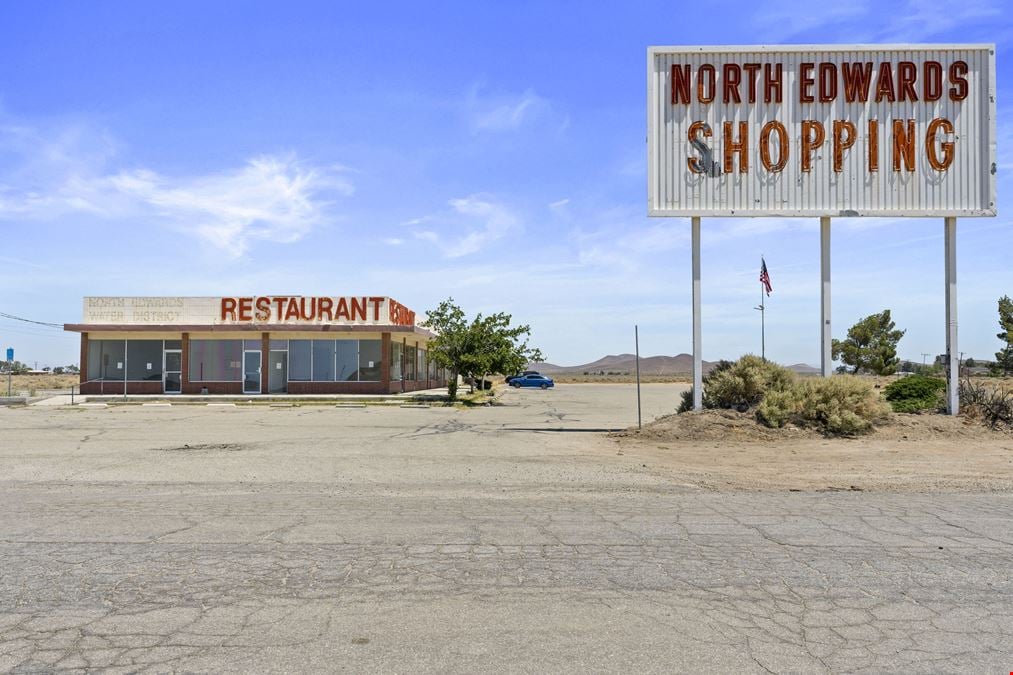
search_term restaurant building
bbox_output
[64,296,443,395]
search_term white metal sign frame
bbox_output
[648,44,997,415]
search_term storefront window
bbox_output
[336,341,358,381]
[127,340,164,381]
[359,340,382,381]
[405,345,416,380]
[289,340,311,381]
[188,340,242,381]
[87,339,125,381]
[312,340,335,381]
[390,342,402,381]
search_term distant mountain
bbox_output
[532,353,717,376]
[530,356,821,376]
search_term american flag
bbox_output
[759,258,773,296]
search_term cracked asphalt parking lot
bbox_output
[1,384,1011,672]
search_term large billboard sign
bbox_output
[647,44,996,217]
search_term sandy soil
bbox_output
[612,409,1013,492]
[1,373,79,393]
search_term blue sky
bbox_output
[1,0,1010,369]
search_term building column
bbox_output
[261,332,270,394]
[181,333,190,394]
[381,332,391,393]
[79,333,89,386]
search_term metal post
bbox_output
[945,217,959,415]
[754,257,766,361]
[6,360,10,397]
[820,217,832,376]
[692,216,702,411]
[635,324,642,429]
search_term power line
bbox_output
[0,323,71,339]
[0,311,64,329]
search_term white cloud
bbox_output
[466,87,549,133]
[873,0,1001,42]
[0,117,352,257]
[747,0,871,41]
[106,156,351,256]
[549,198,570,210]
[748,0,1000,42]
[409,194,520,258]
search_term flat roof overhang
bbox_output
[64,324,435,338]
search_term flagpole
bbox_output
[755,256,766,361]
[760,271,765,361]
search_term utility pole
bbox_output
[921,353,930,368]
[634,325,642,430]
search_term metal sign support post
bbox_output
[945,217,959,415]
[692,216,702,411]
[820,217,832,377]
[635,325,642,429]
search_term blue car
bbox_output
[510,374,554,389]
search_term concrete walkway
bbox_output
[29,394,76,406]
[27,387,453,406]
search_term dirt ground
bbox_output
[1,373,79,393]
[612,408,1013,492]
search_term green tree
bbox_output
[994,295,1013,376]
[831,310,906,375]
[422,298,543,401]
[464,312,544,393]
[423,299,469,401]
[3,360,30,375]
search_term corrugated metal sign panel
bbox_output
[647,45,996,217]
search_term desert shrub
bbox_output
[678,359,733,412]
[705,355,795,410]
[679,356,795,412]
[755,387,803,428]
[960,379,1013,432]
[757,377,890,436]
[883,375,945,413]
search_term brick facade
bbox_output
[68,320,442,396]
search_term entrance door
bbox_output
[268,351,288,394]
[244,350,262,394]
[163,349,182,394]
